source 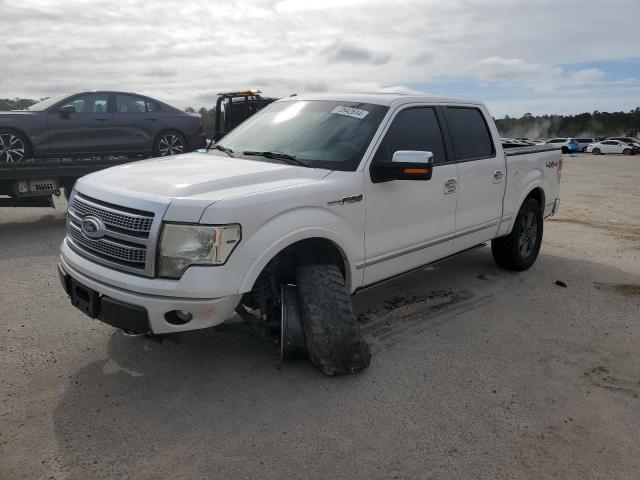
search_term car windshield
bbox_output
[25,94,69,111]
[212,100,389,171]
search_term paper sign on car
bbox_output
[331,106,369,120]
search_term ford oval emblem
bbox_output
[81,216,105,239]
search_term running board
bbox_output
[354,243,487,294]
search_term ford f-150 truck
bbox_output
[58,93,561,375]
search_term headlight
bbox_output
[159,223,241,278]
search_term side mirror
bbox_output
[370,150,434,183]
[60,105,76,114]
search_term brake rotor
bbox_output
[280,284,307,360]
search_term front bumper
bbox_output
[59,255,242,335]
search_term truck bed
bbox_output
[504,145,562,156]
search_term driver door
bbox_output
[47,92,113,155]
[362,105,458,286]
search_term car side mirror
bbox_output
[60,105,76,114]
[370,150,434,183]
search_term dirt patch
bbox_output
[594,282,640,297]
[584,366,640,399]
[549,217,640,245]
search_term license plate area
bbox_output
[69,279,100,318]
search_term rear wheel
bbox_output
[592,148,601,155]
[0,129,31,163]
[154,131,186,157]
[623,148,632,155]
[561,146,569,154]
[492,198,543,271]
[296,264,371,376]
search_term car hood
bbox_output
[76,152,332,212]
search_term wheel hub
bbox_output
[518,211,538,257]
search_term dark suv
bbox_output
[0,91,205,162]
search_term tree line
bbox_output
[495,108,640,139]
[3,97,639,140]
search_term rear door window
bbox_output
[445,107,495,161]
[373,107,447,165]
[116,94,148,113]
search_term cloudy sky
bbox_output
[2,0,639,117]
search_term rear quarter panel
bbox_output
[498,148,561,236]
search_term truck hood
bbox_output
[78,152,332,206]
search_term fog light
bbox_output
[17,181,29,193]
[165,310,193,325]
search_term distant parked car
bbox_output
[606,137,640,148]
[575,138,597,152]
[0,91,205,162]
[545,137,579,153]
[586,140,638,155]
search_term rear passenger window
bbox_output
[445,107,495,160]
[373,107,447,165]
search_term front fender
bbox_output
[237,206,361,293]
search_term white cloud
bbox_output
[0,0,639,115]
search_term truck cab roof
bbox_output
[280,93,485,108]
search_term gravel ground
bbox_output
[1,154,639,480]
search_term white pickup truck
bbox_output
[58,93,561,375]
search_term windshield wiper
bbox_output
[242,150,307,167]
[209,144,235,157]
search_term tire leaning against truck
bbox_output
[295,263,371,376]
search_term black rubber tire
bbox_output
[561,146,569,154]
[592,148,601,155]
[153,130,186,157]
[491,198,543,271]
[623,148,631,156]
[296,264,371,376]
[0,128,31,163]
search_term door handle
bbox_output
[493,170,504,183]
[145,118,158,122]
[444,178,457,195]
[93,118,108,122]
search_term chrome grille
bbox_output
[66,192,165,277]
[72,195,153,232]
[67,222,146,265]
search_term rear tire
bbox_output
[0,129,31,163]
[592,148,601,155]
[296,264,371,376]
[153,131,186,157]
[491,198,543,271]
[561,146,569,154]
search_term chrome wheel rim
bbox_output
[0,134,26,163]
[158,134,184,156]
[517,211,538,258]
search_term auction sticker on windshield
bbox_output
[331,106,370,119]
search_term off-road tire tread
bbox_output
[491,198,543,271]
[296,264,371,376]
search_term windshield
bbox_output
[25,94,69,111]
[214,100,389,171]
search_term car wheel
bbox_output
[592,148,601,155]
[623,148,631,155]
[0,129,31,163]
[154,131,186,157]
[296,263,371,376]
[491,198,543,271]
[561,146,569,154]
